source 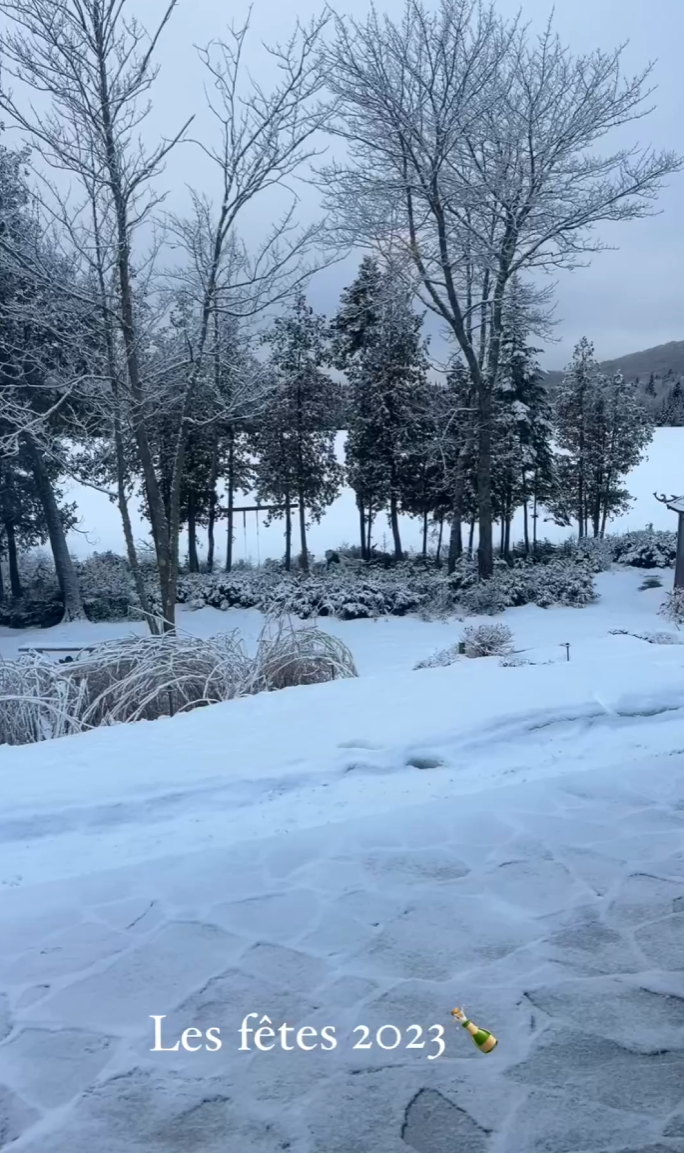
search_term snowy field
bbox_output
[64,426,684,562]
[1,568,684,1150]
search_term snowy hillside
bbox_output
[1,570,684,1150]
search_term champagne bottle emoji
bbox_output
[451,1007,497,1053]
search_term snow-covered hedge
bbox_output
[177,568,435,620]
[610,528,677,568]
[452,558,597,614]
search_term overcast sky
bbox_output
[73,0,684,368]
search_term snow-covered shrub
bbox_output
[250,619,357,690]
[0,622,358,745]
[0,594,63,630]
[637,630,684,645]
[456,558,596,615]
[561,537,614,573]
[531,560,597,608]
[639,575,663,590]
[658,588,684,626]
[612,528,677,568]
[499,654,531,667]
[0,550,63,629]
[76,552,139,621]
[414,642,462,670]
[458,577,511,615]
[177,568,435,621]
[461,622,514,657]
[0,655,86,745]
[69,631,253,727]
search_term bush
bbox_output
[612,528,677,569]
[177,567,436,621]
[0,595,64,630]
[637,630,684,645]
[658,588,684,626]
[0,620,358,746]
[71,631,252,726]
[250,620,357,690]
[414,642,463,670]
[455,558,597,615]
[0,654,86,745]
[461,622,514,657]
[76,552,139,622]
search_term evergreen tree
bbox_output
[645,372,656,398]
[493,314,556,555]
[331,255,383,368]
[333,257,385,556]
[336,262,432,560]
[657,379,684,426]
[553,339,653,536]
[433,358,478,570]
[254,295,343,571]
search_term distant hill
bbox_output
[543,340,684,426]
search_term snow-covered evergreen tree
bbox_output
[334,259,432,560]
[348,273,431,559]
[657,380,684,426]
[254,295,343,571]
[552,338,653,537]
[333,257,385,556]
[493,303,556,555]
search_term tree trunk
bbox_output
[89,180,158,634]
[298,491,309,571]
[284,496,292,570]
[367,504,374,556]
[499,518,505,555]
[523,497,530,554]
[4,519,22,599]
[436,516,444,564]
[225,430,235,573]
[206,439,219,574]
[0,546,4,601]
[468,516,476,557]
[422,510,429,557]
[207,500,216,573]
[447,516,462,574]
[358,501,367,560]
[504,515,512,558]
[187,492,199,572]
[532,490,538,552]
[22,432,85,621]
[476,385,493,578]
[389,491,403,559]
[95,42,174,626]
[113,418,159,634]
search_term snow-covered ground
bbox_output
[1,571,684,1150]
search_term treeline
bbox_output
[0,0,673,629]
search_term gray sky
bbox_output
[126,0,684,368]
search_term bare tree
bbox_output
[320,0,681,577]
[0,0,191,623]
[0,2,329,625]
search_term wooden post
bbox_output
[676,511,684,589]
[654,494,684,589]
